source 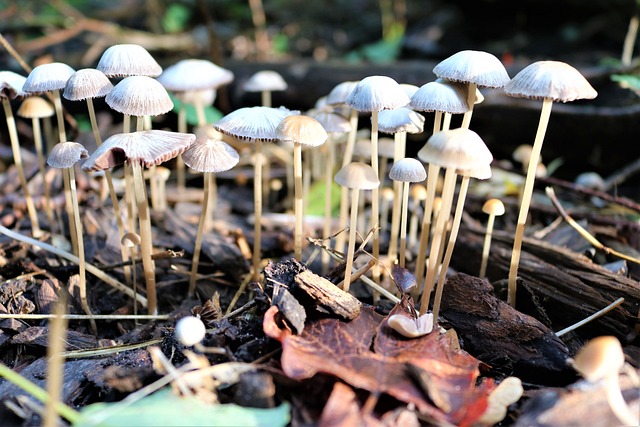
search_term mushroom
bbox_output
[345,76,410,283]
[388,158,427,268]
[479,198,505,278]
[182,134,240,297]
[275,115,328,261]
[504,60,597,307]
[47,141,95,333]
[243,70,288,107]
[214,106,298,281]
[175,315,207,347]
[571,335,639,426]
[334,162,380,291]
[82,130,195,315]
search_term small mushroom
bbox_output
[479,198,505,278]
[175,316,207,347]
[97,44,163,78]
[243,70,287,107]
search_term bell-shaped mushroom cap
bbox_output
[433,50,510,88]
[418,128,493,171]
[213,106,298,143]
[410,79,469,114]
[400,83,420,99]
[97,44,162,78]
[571,336,625,382]
[378,107,425,134]
[459,163,492,180]
[326,80,359,106]
[334,162,380,190]
[410,183,428,200]
[482,198,506,216]
[504,60,597,102]
[243,70,287,92]
[17,96,55,119]
[47,141,88,168]
[63,68,113,101]
[176,88,217,106]
[346,75,410,112]
[307,110,351,133]
[182,135,240,173]
[157,59,234,92]
[82,130,195,171]
[23,62,76,93]
[353,136,396,159]
[0,71,27,99]
[105,76,173,117]
[275,115,328,147]
[389,158,427,183]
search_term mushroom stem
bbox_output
[123,114,130,133]
[414,163,440,281]
[387,131,407,263]
[335,109,359,259]
[61,168,79,255]
[399,180,410,268]
[370,110,381,283]
[322,135,335,274]
[176,107,187,189]
[343,188,360,291]
[479,212,497,278]
[30,117,55,228]
[261,90,271,108]
[605,371,639,426]
[1,98,42,238]
[51,89,66,143]
[293,143,304,261]
[188,171,213,297]
[461,83,477,129]
[130,161,157,315]
[252,140,264,282]
[67,166,96,334]
[508,97,552,307]
[432,174,470,320]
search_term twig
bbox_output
[603,157,640,192]
[556,297,625,337]
[0,314,170,320]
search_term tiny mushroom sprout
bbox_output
[275,115,328,261]
[388,158,427,268]
[47,141,96,333]
[182,134,240,297]
[82,130,196,315]
[243,70,288,107]
[346,75,410,284]
[213,106,298,282]
[432,50,510,128]
[1,71,42,238]
[571,336,639,426]
[334,162,380,291]
[504,60,597,308]
[175,316,207,347]
[479,198,506,279]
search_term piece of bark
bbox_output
[11,326,97,350]
[440,273,574,384]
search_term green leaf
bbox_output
[611,74,640,90]
[305,179,342,216]
[162,4,191,33]
[75,389,290,427]
[169,92,224,126]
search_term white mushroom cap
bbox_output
[121,232,141,248]
[326,80,359,106]
[389,158,427,183]
[482,198,506,216]
[175,88,217,106]
[334,162,380,190]
[409,79,470,114]
[307,110,351,133]
[97,44,162,78]
[387,312,433,338]
[410,183,428,200]
[504,60,597,102]
[182,135,240,173]
[175,316,206,347]
[105,76,173,117]
[47,141,88,169]
[23,62,76,93]
[433,50,510,88]
[353,136,396,159]
[243,70,287,92]
[275,115,328,147]
[377,107,425,134]
[346,75,410,112]
[400,83,420,99]
[213,106,298,143]
[0,71,27,99]
[157,59,234,92]
[17,96,55,119]
[458,163,492,180]
[82,130,195,170]
[571,335,625,382]
[417,128,493,171]
[63,68,114,101]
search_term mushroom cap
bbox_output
[326,80,359,106]
[175,88,217,106]
[17,96,55,119]
[377,107,425,134]
[47,141,89,168]
[243,70,287,92]
[433,50,510,88]
[0,71,27,99]
[353,136,396,159]
[121,231,141,247]
[571,335,625,382]
[275,115,328,147]
[334,162,380,190]
[181,135,240,173]
[575,172,605,191]
[409,79,470,114]
[213,106,298,143]
[512,144,536,165]
[345,75,410,112]
[380,186,395,201]
[400,83,420,99]
[387,312,434,338]
[417,128,493,171]
[157,59,234,92]
[63,68,113,101]
[410,183,428,200]
[389,158,427,183]
[307,110,351,133]
[174,316,206,347]
[105,76,173,117]
[504,60,597,102]
[482,198,506,216]
[459,163,492,180]
[23,62,76,93]
[82,130,195,171]
[97,44,162,77]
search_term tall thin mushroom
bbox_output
[503,61,597,307]
[479,198,505,279]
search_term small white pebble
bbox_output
[175,316,206,346]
